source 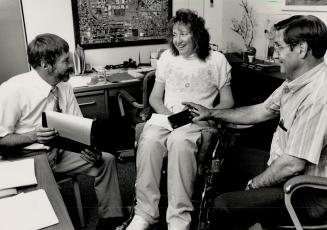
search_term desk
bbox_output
[229,61,284,107]
[19,153,74,230]
[72,72,144,151]
[73,74,142,123]
[226,57,285,151]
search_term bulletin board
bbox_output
[71,0,172,49]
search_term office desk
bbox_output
[226,58,285,151]
[19,153,74,230]
[73,76,142,123]
[72,74,144,151]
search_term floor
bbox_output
[59,151,136,230]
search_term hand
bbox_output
[81,148,102,164]
[182,102,212,122]
[34,126,58,144]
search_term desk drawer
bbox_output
[75,90,109,122]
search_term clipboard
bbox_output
[42,112,97,153]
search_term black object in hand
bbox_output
[168,109,194,129]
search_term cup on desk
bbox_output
[248,55,255,63]
[97,67,106,82]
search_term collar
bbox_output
[283,62,326,94]
[31,69,55,97]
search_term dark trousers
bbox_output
[209,147,327,230]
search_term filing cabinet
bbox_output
[75,90,109,123]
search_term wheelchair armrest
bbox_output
[197,126,219,164]
[284,175,327,194]
[117,89,144,116]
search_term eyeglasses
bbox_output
[274,43,298,53]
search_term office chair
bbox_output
[274,175,327,230]
[117,70,156,125]
[116,70,222,230]
[55,174,85,229]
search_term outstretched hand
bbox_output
[182,102,212,122]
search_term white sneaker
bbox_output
[126,215,150,230]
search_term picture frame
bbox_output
[282,0,327,11]
[71,0,172,49]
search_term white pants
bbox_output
[134,121,211,230]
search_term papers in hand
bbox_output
[43,111,93,146]
[0,158,37,190]
[0,189,59,230]
[147,113,173,131]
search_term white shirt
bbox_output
[0,70,82,149]
[155,50,231,113]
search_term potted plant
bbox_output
[231,0,256,61]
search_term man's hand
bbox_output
[182,102,212,122]
[34,127,58,144]
[81,148,103,164]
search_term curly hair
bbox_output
[274,15,327,59]
[28,33,69,69]
[168,9,210,61]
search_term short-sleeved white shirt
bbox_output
[155,50,231,113]
[0,70,82,149]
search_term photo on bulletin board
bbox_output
[282,0,327,11]
[71,0,172,49]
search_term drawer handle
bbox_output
[79,101,96,106]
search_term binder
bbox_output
[42,111,97,153]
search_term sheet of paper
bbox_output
[147,113,173,131]
[0,189,59,230]
[0,158,37,190]
[0,188,17,198]
[68,75,91,88]
[127,70,145,78]
[45,111,93,146]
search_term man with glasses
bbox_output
[184,15,327,229]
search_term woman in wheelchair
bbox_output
[126,9,234,230]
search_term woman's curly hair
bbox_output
[168,9,210,61]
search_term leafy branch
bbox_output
[231,0,255,48]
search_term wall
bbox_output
[21,0,224,67]
[0,0,29,83]
[219,0,327,59]
[19,0,327,65]
[21,0,172,67]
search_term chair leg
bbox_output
[72,177,85,229]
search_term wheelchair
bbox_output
[115,70,234,230]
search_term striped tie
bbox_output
[50,86,62,113]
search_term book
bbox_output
[0,158,37,190]
[147,111,193,131]
[42,111,96,152]
[0,189,59,230]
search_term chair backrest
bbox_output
[142,70,156,109]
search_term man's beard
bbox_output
[58,68,73,82]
